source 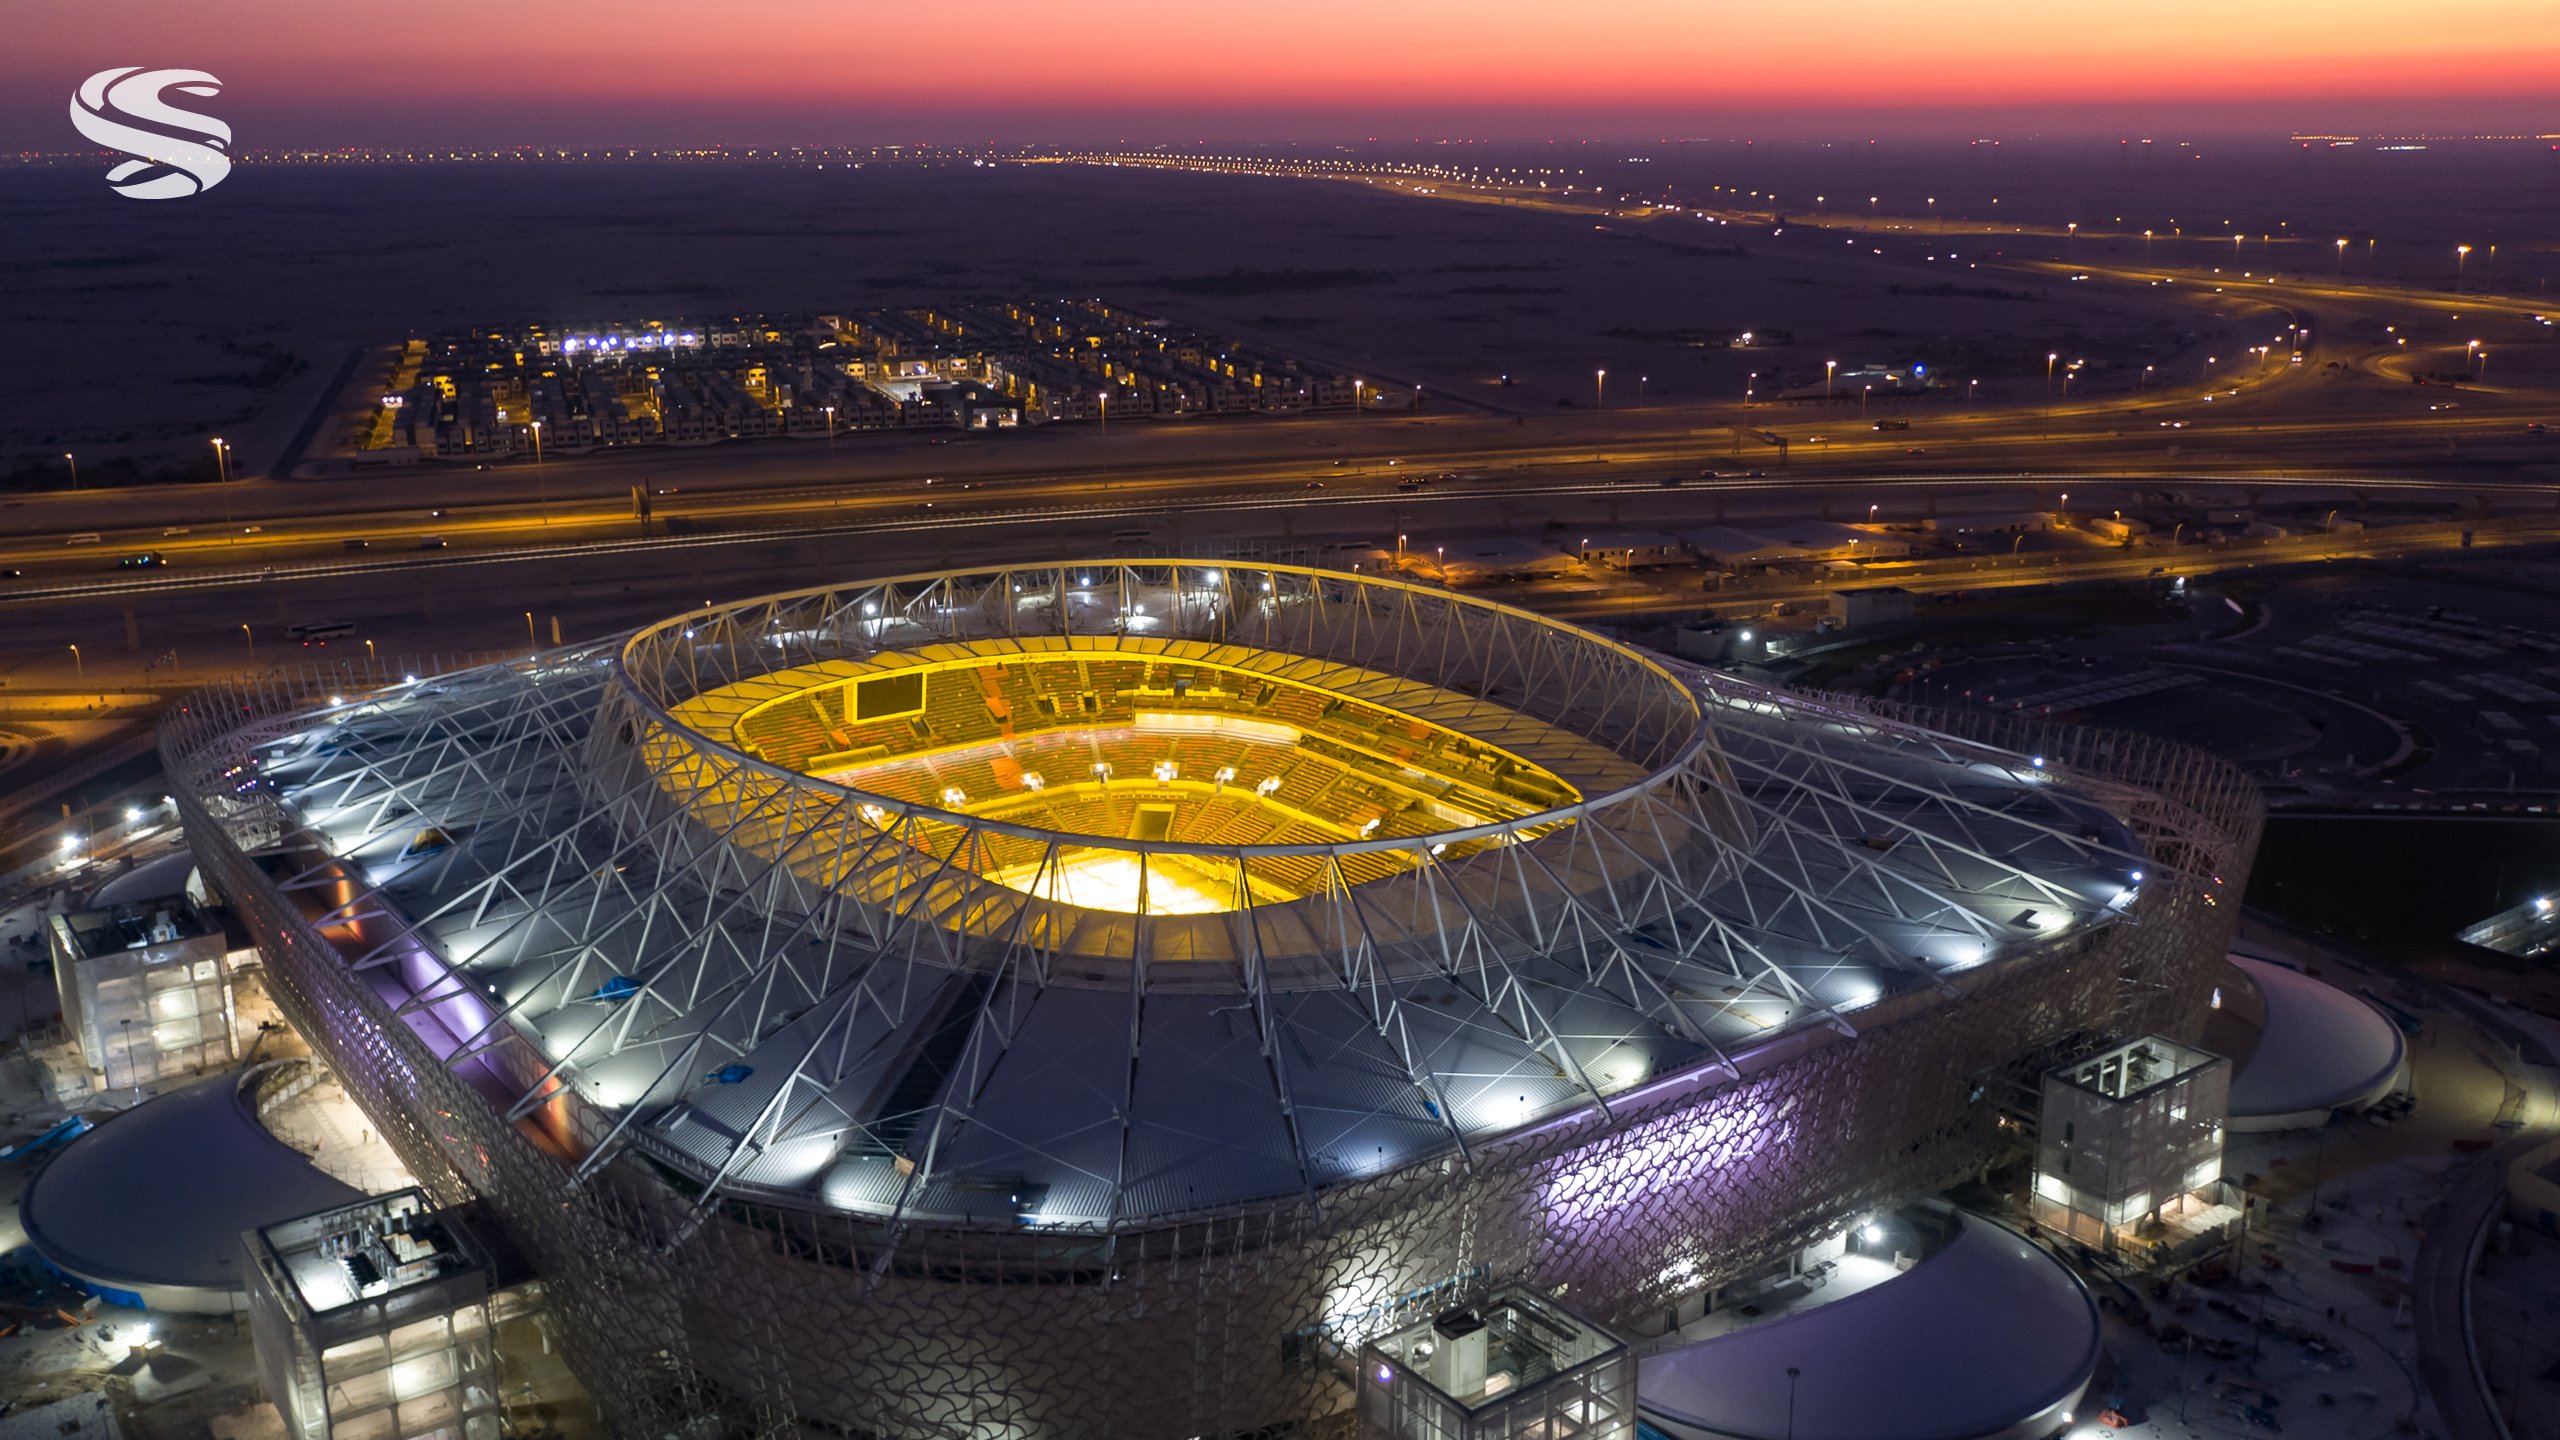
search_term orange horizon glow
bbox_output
[9,0,2560,139]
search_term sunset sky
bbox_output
[11,0,2559,146]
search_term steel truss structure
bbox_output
[167,562,2260,1440]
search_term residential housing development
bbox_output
[354,301,1367,462]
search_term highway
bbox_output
[1,392,2551,590]
[4,459,2554,610]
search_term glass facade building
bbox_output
[2033,1036,2232,1255]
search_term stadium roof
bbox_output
[1637,1208,2098,1440]
[232,563,2152,1233]
[22,1069,364,1299]
[2217,952,2406,1127]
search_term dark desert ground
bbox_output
[5,137,2551,481]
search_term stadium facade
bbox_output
[166,562,2259,1439]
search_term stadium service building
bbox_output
[166,562,2259,1439]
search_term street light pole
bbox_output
[64,452,77,488]
[1785,1367,1802,1440]
[240,623,253,658]
[68,643,83,686]
[530,420,549,526]
[1595,369,1606,410]
[1825,359,1837,397]
[119,1018,141,1103]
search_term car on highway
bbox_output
[342,538,371,550]
[241,524,263,534]
[417,535,447,550]
[66,532,100,545]
[117,551,165,569]
[161,526,190,536]
[1302,480,1325,489]
[0,568,22,579]
[1871,419,1910,431]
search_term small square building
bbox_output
[1356,1287,1633,1440]
[1828,586,1916,629]
[48,892,244,1093]
[2033,1036,2236,1259]
[245,1190,502,1440]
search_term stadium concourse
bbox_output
[162,561,2260,1439]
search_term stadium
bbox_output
[164,561,2259,1439]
